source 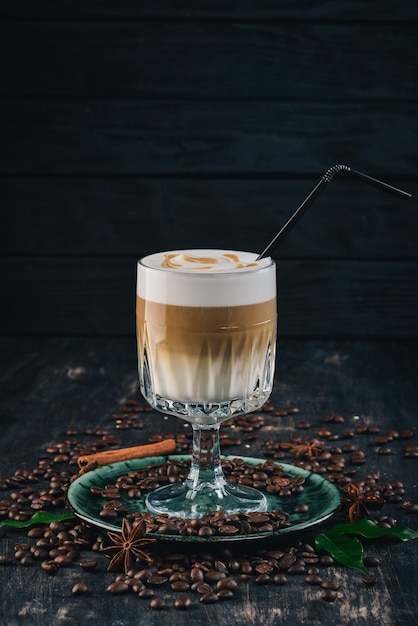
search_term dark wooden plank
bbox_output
[0,0,417,20]
[0,336,417,625]
[1,177,416,259]
[1,258,418,337]
[1,100,416,175]
[0,22,416,99]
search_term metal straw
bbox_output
[257,164,412,260]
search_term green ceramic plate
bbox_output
[66,455,341,542]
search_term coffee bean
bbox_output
[72,583,88,595]
[321,589,338,602]
[255,562,273,575]
[41,560,59,575]
[138,588,154,598]
[196,583,213,595]
[294,503,309,513]
[150,597,166,610]
[255,574,271,584]
[106,581,129,594]
[218,525,240,536]
[364,556,380,567]
[305,575,322,585]
[362,574,377,586]
[400,429,414,439]
[147,575,168,586]
[53,555,72,567]
[200,592,219,603]
[288,563,306,575]
[279,553,296,569]
[273,573,287,585]
[171,581,190,592]
[174,595,192,610]
[403,445,418,458]
[216,577,238,591]
[205,570,226,583]
[321,580,339,590]
[376,446,392,455]
[27,527,45,538]
[0,554,13,565]
[240,562,253,574]
[239,574,251,582]
[79,559,98,571]
[190,567,205,582]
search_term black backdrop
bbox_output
[1,1,417,338]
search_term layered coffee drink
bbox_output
[136,250,277,425]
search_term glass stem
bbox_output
[186,424,227,493]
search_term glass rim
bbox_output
[137,251,275,276]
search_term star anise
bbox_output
[100,518,156,573]
[341,483,385,523]
[282,439,325,459]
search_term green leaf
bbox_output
[0,511,75,530]
[315,531,370,576]
[326,519,418,542]
[315,520,418,575]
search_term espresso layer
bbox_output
[136,297,276,333]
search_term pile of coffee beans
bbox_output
[0,397,417,611]
[125,509,291,537]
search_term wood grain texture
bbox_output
[0,0,417,20]
[0,21,416,100]
[1,177,416,259]
[0,336,417,625]
[1,257,418,337]
[1,100,417,175]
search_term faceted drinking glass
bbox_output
[136,250,277,518]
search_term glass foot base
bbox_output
[145,480,267,519]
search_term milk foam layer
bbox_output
[137,249,275,307]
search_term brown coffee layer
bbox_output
[136,297,276,332]
[136,297,276,403]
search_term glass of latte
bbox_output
[136,249,277,517]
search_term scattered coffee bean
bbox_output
[0,395,416,615]
[216,577,238,591]
[200,592,219,603]
[0,554,13,565]
[41,560,59,575]
[72,582,89,595]
[305,574,322,585]
[171,580,190,592]
[273,573,287,585]
[321,589,338,602]
[362,574,377,586]
[321,580,339,590]
[106,581,129,594]
[174,595,192,610]
[150,597,166,610]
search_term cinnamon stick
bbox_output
[76,439,177,475]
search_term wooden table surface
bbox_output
[0,336,417,626]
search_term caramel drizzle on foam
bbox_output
[161,253,258,270]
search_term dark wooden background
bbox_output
[1,1,417,338]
